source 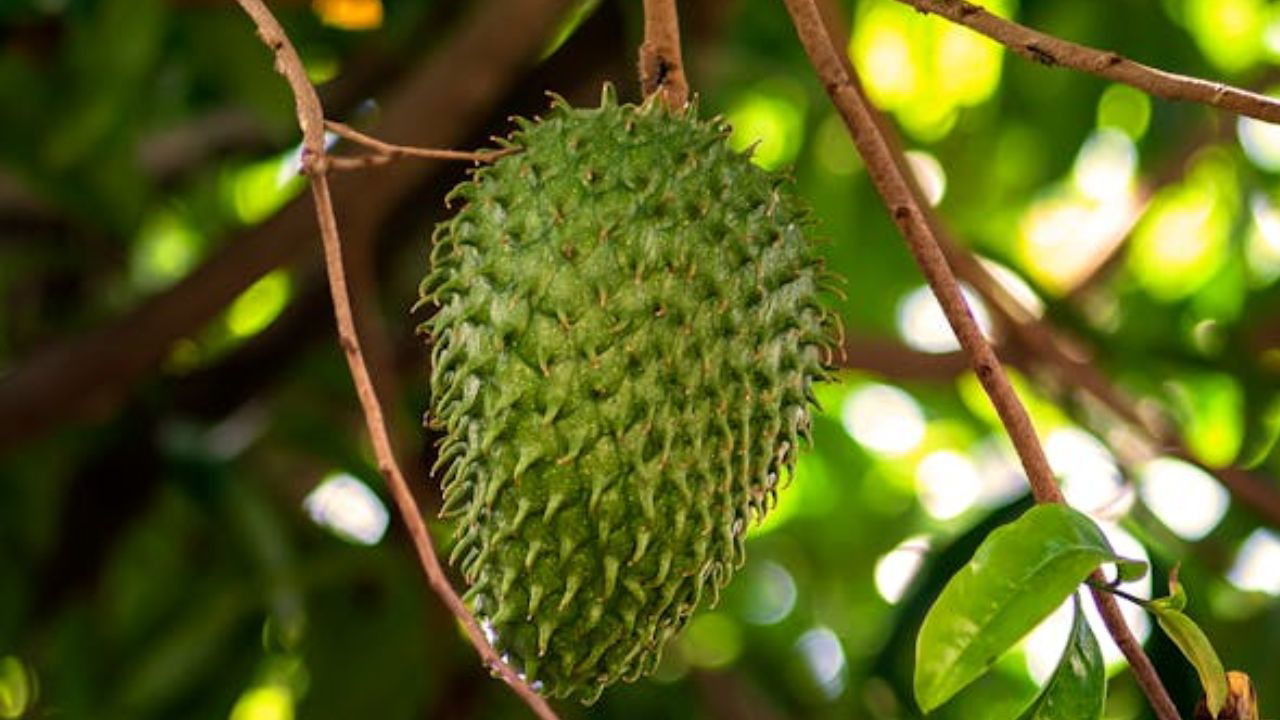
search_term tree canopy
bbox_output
[1,0,1278,719]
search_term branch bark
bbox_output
[0,0,575,453]
[232,2,558,718]
[780,2,1182,718]
[893,0,1280,125]
[639,0,689,108]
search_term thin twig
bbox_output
[231,2,558,718]
[893,0,1280,125]
[780,2,1182,719]
[639,0,689,108]
[324,119,513,169]
[1087,578,1153,608]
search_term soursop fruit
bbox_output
[420,85,838,702]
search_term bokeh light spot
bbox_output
[224,152,307,225]
[227,271,292,339]
[979,258,1044,318]
[1018,190,1137,295]
[312,0,383,31]
[229,684,293,720]
[726,80,807,170]
[851,0,1008,141]
[1227,529,1280,594]
[1073,129,1136,203]
[1238,110,1280,172]
[1183,0,1264,73]
[1138,457,1229,540]
[742,561,798,625]
[896,284,993,353]
[1045,428,1127,516]
[905,150,946,206]
[915,450,981,520]
[1247,192,1280,283]
[131,210,203,291]
[1170,373,1243,467]
[796,627,847,699]
[1097,84,1152,139]
[0,657,32,720]
[1128,154,1235,302]
[874,535,930,603]
[853,3,919,108]
[841,384,925,456]
[303,473,389,546]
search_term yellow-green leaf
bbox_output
[1151,579,1227,718]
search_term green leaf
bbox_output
[1151,578,1227,717]
[914,504,1121,713]
[1014,597,1106,720]
[1114,557,1150,584]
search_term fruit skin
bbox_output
[420,86,837,702]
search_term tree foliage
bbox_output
[1,0,1278,718]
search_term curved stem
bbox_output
[780,2,1182,718]
[232,2,559,718]
[1086,578,1153,608]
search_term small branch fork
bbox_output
[231,2,558,718]
[894,0,1280,125]
[779,2,1182,719]
[639,0,689,108]
[324,120,513,171]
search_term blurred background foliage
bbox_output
[1,0,1278,718]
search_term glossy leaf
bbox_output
[914,504,1122,713]
[1151,577,1228,718]
[1014,596,1105,720]
[1114,557,1150,584]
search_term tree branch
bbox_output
[894,0,1280,125]
[324,120,513,170]
[639,0,689,108]
[784,0,1058,504]
[0,0,576,454]
[949,248,1280,531]
[780,2,1182,719]
[232,2,558,718]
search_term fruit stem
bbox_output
[639,0,689,109]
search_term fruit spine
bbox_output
[420,86,838,702]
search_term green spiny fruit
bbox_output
[419,85,838,703]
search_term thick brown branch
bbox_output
[782,2,1182,719]
[232,1,557,717]
[639,0,689,108]
[783,0,1058,504]
[896,0,1280,125]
